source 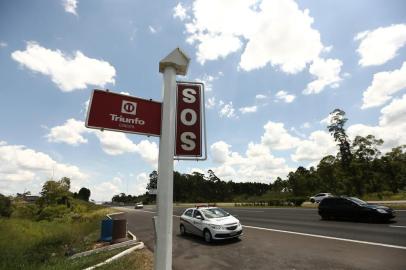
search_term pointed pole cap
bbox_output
[159,47,190,76]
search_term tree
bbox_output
[77,187,91,201]
[147,170,158,192]
[327,109,352,168]
[40,177,71,205]
[0,194,12,217]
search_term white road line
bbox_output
[243,225,406,250]
[390,225,406,228]
[132,209,181,218]
[233,210,265,213]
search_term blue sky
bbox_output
[1,0,406,201]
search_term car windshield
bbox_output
[201,208,230,218]
[348,197,367,205]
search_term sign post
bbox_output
[156,48,190,270]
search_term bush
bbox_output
[37,205,70,221]
[0,194,12,217]
[287,197,307,206]
[11,203,39,219]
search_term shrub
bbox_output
[0,194,12,217]
[37,205,70,221]
[11,203,39,219]
[287,197,307,206]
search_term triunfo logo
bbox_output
[121,100,137,115]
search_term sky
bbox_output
[1,0,406,201]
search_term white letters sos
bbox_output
[180,88,197,151]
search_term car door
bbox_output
[192,210,205,236]
[181,209,194,233]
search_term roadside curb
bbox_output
[70,211,142,261]
[83,242,145,270]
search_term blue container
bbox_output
[100,219,113,242]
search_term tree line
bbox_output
[112,109,406,203]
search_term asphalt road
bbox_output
[115,206,406,270]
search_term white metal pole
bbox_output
[155,66,176,270]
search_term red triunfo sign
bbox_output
[175,82,205,159]
[86,90,162,136]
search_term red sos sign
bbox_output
[175,82,206,159]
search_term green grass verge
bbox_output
[96,248,153,270]
[0,207,112,270]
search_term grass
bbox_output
[96,248,153,270]
[0,207,112,270]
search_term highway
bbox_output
[116,206,406,270]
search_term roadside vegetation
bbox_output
[113,109,406,207]
[0,177,114,270]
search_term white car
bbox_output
[310,193,332,203]
[134,202,143,209]
[180,206,243,243]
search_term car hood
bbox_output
[208,216,239,225]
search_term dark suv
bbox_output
[318,196,396,222]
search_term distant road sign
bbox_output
[86,89,162,136]
[175,82,206,159]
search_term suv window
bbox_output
[184,209,193,217]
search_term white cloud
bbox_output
[94,131,137,155]
[275,90,296,103]
[210,141,231,163]
[301,122,311,129]
[239,105,257,114]
[0,42,7,48]
[63,0,78,15]
[134,140,159,167]
[349,94,406,153]
[206,97,216,109]
[132,172,149,195]
[0,141,87,194]
[11,42,116,92]
[320,114,333,126]
[149,26,157,34]
[173,2,188,21]
[219,101,236,118]
[361,61,406,109]
[47,119,158,166]
[46,118,89,145]
[355,24,406,67]
[209,141,291,182]
[291,130,337,163]
[379,94,406,126]
[261,121,301,150]
[303,58,343,95]
[255,94,267,99]
[194,73,222,91]
[181,0,325,74]
[93,181,121,201]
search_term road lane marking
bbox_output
[131,209,182,218]
[390,225,406,228]
[233,210,265,213]
[243,225,406,250]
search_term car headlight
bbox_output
[376,208,387,214]
[210,225,225,230]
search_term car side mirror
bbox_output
[196,215,203,220]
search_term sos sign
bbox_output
[175,82,206,160]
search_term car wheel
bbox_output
[180,224,187,236]
[310,199,315,203]
[203,229,212,243]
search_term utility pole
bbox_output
[155,48,190,270]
